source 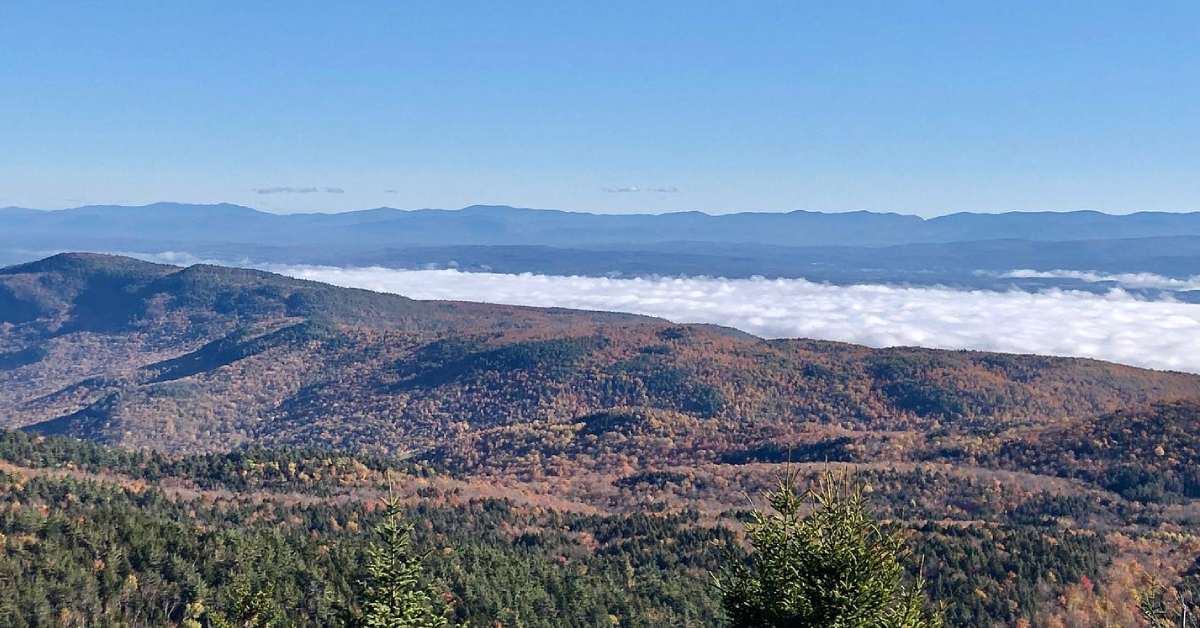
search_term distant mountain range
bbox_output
[5,202,1200,246]
[2,203,1199,292]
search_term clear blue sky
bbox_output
[2,1,1197,215]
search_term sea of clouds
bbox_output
[265,265,1200,374]
[12,248,1200,373]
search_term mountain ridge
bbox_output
[9,200,1199,219]
[2,254,1197,477]
[6,204,1200,285]
[5,202,1200,247]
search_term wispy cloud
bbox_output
[263,266,1200,374]
[603,186,680,193]
[991,269,1200,291]
[254,186,346,195]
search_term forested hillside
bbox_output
[2,253,1199,625]
[2,254,1195,457]
[0,431,1167,626]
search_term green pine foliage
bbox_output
[719,472,942,628]
[359,496,451,627]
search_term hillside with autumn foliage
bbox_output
[2,253,1200,625]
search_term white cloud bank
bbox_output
[269,266,1200,374]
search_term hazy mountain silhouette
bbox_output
[4,203,1200,285]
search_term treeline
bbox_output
[0,430,431,495]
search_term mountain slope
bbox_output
[1,254,1196,483]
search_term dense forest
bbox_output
[0,430,1191,626]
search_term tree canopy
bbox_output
[719,472,942,628]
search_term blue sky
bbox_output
[2,2,1197,215]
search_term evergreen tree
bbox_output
[718,471,941,628]
[208,541,287,628]
[210,577,283,628]
[359,497,451,628]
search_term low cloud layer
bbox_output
[996,269,1200,291]
[269,266,1200,374]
